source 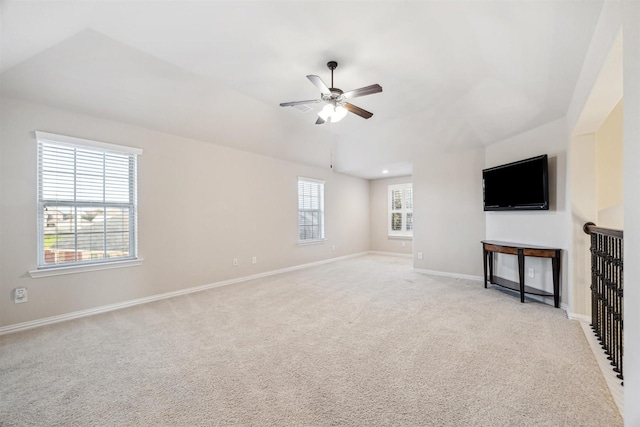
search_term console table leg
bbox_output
[552,252,560,308]
[483,248,488,289]
[488,251,494,283]
[518,249,525,303]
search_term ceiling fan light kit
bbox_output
[280,61,382,125]
[319,103,348,123]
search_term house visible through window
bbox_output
[298,177,325,242]
[389,183,413,237]
[36,132,142,268]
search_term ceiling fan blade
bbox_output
[344,102,374,119]
[315,117,326,125]
[343,84,383,99]
[280,99,322,107]
[307,75,331,95]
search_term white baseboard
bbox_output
[368,251,412,258]
[0,252,368,336]
[413,268,484,282]
[564,306,591,322]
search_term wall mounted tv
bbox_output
[483,154,549,211]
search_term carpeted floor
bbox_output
[0,255,622,426]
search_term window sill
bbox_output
[29,258,144,278]
[388,235,413,240]
[297,239,326,246]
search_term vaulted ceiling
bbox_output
[1,1,603,179]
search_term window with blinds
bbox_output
[36,132,142,268]
[298,177,325,242]
[388,183,413,237]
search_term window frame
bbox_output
[388,183,413,238]
[34,131,142,273]
[297,177,325,244]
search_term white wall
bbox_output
[565,1,640,421]
[369,176,413,255]
[413,147,485,277]
[623,0,640,421]
[484,118,570,305]
[0,98,371,328]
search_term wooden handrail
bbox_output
[583,222,623,239]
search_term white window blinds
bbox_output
[389,183,413,237]
[298,177,325,242]
[36,132,142,268]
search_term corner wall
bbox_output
[623,0,640,421]
[413,147,485,277]
[0,97,371,328]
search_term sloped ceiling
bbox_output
[1,1,603,179]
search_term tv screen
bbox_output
[483,155,549,211]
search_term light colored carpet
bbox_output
[0,255,622,426]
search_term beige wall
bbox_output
[369,175,413,255]
[569,133,598,317]
[595,99,623,228]
[0,98,371,328]
[413,147,485,277]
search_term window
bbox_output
[388,183,413,237]
[298,177,324,242]
[36,132,142,269]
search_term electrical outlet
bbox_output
[528,268,535,278]
[233,258,238,266]
[252,256,257,264]
[401,241,406,247]
[14,287,27,304]
[417,252,423,260]
[332,245,336,251]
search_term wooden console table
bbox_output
[481,240,561,308]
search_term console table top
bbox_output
[481,240,561,251]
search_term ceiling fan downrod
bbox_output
[327,61,337,90]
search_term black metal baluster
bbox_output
[611,237,619,374]
[618,237,624,384]
[598,235,607,353]
[584,223,623,386]
[613,239,621,378]
[592,234,596,330]
[607,237,614,362]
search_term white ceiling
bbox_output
[1,1,604,179]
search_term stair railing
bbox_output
[583,222,624,385]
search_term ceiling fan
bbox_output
[280,61,382,125]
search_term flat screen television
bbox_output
[483,154,549,211]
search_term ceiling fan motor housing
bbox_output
[323,88,343,103]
